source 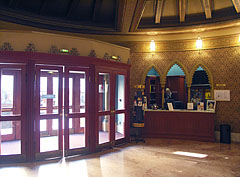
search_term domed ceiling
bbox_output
[0,0,240,35]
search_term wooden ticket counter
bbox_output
[143,109,215,142]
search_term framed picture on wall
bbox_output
[207,100,216,111]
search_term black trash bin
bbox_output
[220,124,231,144]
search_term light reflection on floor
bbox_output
[0,138,240,177]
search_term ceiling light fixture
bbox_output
[150,40,156,51]
[196,37,202,49]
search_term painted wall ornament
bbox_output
[117,56,121,62]
[48,45,59,54]
[69,48,79,56]
[88,49,96,57]
[103,53,110,60]
[25,43,37,52]
[0,42,13,51]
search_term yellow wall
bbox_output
[0,30,130,63]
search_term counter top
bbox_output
[144,109,215,114]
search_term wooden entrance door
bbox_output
[96,67,128,150]
[35,65,63,160]
[0,64,26,163]
[64,67,89,156]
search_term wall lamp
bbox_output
[150,40,156,51]
[196,37,202,49]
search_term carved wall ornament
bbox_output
[25,43,37,52]
[69,48,79,56]
[0,42,14,51]
[127,58,131,64]
[117,56,121,62]
[103,53,110,60]
[48,45,59,54]
[88,49,96,57]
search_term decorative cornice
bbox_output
[69,48,79,56]
[103,53,110,60]
[88,49,97,57]
[25,43,37,52]
[124,34,240,53]
[0,42,13,51]
[48,45,59,54]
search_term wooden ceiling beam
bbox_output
[66,0,80,17]
[155,0,164,24]
[179,0,186,22]
[92,0,103,22]
[116,0,138,32]
[130,0,147,32]
[8,0,20,8]
[232,0,240,13]
[202,0,212,19]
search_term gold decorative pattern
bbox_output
[130,45,240,133]
[189,63,214,99]
[125,34,240,53]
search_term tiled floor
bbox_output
[1,132,124,155]
[0,138,240,177]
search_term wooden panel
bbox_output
[179,0,186,22]
[143,111,215,141]
[155,0,164,23]
[202,0,212,19]
[232,0,240,13]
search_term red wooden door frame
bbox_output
[64,66,89,156]
[0,64,27,162]
[95,67,128,150]
[35,65,63,160]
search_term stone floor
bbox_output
[0,138,240,177]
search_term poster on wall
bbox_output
[214,90,230,101]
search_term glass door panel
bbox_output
[0,120,21,155]
[99,73,110,112]
[40,118,59,152]
[115,113,125,140]
[64,67,89,156]
[115,75,125,110]
[98,115,110,144]
[69,117,86,149]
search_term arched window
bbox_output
[165,64,187,109]
[191,66,210,110]
[144,67,161,109]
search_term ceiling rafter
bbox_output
[39,0,47,14]
[202,0,212,19]
[66,0,80,17]
[116,0,138,33]
[232,0,240,13]
[179,0,186,22]
[92,0,103,22]
[130,0,147,32]
[155,0,164,24]
[8,0,20,8]
[116,0,127,32]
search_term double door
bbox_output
[96,67,127,150]
[35,65,89,160]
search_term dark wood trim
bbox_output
[130,0,147,32]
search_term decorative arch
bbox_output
[141,64,163,85]
[162,60,189,86]
[189,63,214,98]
